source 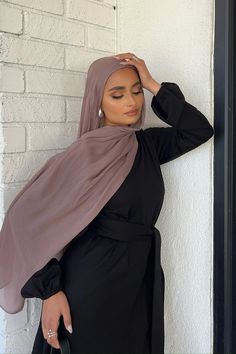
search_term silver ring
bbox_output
[47,329,57,338]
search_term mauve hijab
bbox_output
[0,56,147,314]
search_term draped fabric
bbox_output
[20,83,214,354]
[0,57,147,314]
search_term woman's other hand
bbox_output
[41,290,73,350]
[112,52,161,95]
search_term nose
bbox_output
[126,93,137,107]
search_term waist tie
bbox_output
[89,214,160,243]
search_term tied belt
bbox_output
[89,214,165,354]
[89,214,161,243]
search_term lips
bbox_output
[124,109,138,116]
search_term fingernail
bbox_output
[67,324,73,334]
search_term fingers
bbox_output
[61,300,73,334]
[47,329,61,350]
[42,318,61,350]
[112,52,138,58]
[112,53,143,69]
[112,52,142,62]
[40,291,72,350]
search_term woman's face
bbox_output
[100,67,144,127]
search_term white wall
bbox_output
[0,0,116,352]
[117,0,214,353]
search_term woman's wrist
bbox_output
[147,80,162,96]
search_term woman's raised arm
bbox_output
[144,82,214,165]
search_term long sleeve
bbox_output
[20,227,89,300]
[144,82,214,165]
[20,258,63,300]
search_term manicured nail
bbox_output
[67,325,73,334]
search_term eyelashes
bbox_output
[112,91,143,99]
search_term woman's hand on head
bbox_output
[41,290,73,350]
[112,52,161,95]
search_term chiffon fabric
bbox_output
[0,57,146,315]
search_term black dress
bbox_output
[21,82,214,354]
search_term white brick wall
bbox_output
[25,12,85,46]
[0,3,23,34]
[0,0,117,352]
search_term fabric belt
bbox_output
[90,214,157,241]
[89,214,165,354]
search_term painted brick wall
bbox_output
[0,0,116,352]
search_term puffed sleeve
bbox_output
[144,82,214,165]
[20,258,63,300]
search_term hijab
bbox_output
[0,56,146,314]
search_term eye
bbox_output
[112,91,143,99]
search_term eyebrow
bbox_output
[108,80,141,92]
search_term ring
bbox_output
[47,329,57,338]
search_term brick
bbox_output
[0,95,65,123]
[67,0,115,29]
[65,47,106,73]
[88,27,115,52]
[0,65,24,93]
[4,0,63,15]
[66,98,83,122]
[2,149,60,183]
[25,69,85,97]
[28,122,78,150]
[0,34,64,69]
[3,125,26,153]
[26,12,84,46]
[0,3,23,34]
[0,182,26,212]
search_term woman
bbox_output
[0,53,214,354]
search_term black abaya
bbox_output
[21,82,214,354]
